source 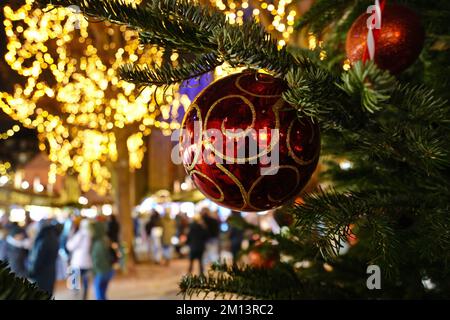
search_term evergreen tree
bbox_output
[29,0,450,299]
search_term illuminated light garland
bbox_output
[127,132,145,170]
[210,0,299,48]
[0,162,12,177]
[1,0,191,194]
[0,124,21,140]
[207,0,308,79]
[210,1,337,70]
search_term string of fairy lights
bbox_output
[0,0,191,195]
[0,124,21,140]
[0,162,12,176]
[210,0,349,67]
[209,0,299,48]
[1,0,346,196]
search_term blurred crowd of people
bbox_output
[134,207,245,275]
[0,212,120,300]
[0,206,251,299]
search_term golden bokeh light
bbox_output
[1,0,191,194]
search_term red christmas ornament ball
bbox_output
[180,72,320,211]
[248,244,279,269]
[248,251,278,269]
[346,4,425,74]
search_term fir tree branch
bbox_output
[216,20,293,76]
[37,0,293,81]
[180,263,303,300]
[0,261,52,300]
[282,56,368,133]
[285,61,450,179]
[180,261,396,299]
[390,84,450,125]
[37,0,220,53]
[338,61,397,114]
[119,53,223,87]
[289,188,439,264]
[294,0,362,34]
[291,189,365,259]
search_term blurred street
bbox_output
[54,259,189,300]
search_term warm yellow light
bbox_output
[208,0,299,45]
[343,59,352,71]
[308,33,317,50]
[0,0,190,194]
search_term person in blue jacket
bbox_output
[28,219,61,295]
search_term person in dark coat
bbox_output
[5,223,29,277]
[175,212,189,257]
[145,210,161,237]
[200,208,221,263]
[228,211,244,265]
[0,225,6,262]
[106,214,120,244]
[187,215,209,275]
[28,220,60,295]
[0,214,10,261]
[146,210,163,263]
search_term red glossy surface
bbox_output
[346,4,425,74]
[180,72,320,211]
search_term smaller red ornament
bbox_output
[347,224,358,246]
[346,3,425,74]
[248,243,279,269]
